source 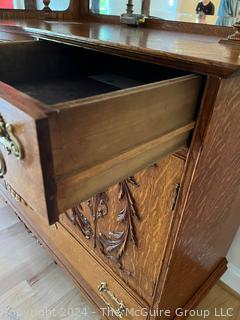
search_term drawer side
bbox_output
[50,74,203,214]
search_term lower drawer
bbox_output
[0,181,148,320]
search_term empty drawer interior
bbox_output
[0,40,192,105]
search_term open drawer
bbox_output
[0,40,203,224]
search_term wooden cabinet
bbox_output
[0,19,240,320]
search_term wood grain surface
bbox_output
[152,73,240,319]
[0,20,239,77]
[60,155,185,304]
[52,74,201,213]
[0,13,239,320]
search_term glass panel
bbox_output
[89,0,143,15]
[150,0,240,26]
[0,0,71,10]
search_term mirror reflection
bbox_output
[151,0,218,18]
[89,0,240,26]
[0,0,70,11]
[89,0,142,15]
[150,0,240,25]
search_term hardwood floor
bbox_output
[0,199,100,320]
[0,198,239,320]
[189,283,240,320]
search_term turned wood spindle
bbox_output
[228,22,240,41]
[43,0,51,12]
[219,21,240,46]
[126,0,134,15]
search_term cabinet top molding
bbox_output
[0,19,240,77]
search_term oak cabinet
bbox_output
[0,20,239,320]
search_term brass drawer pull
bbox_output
[98,282,127,318]
[0,153,6,178]
[0,115,23,160]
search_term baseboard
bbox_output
[221,262,240,295]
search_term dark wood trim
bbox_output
[144,17,233,37]
[36,116,58,225]
[79,0,89,17]
[24,0,36,10]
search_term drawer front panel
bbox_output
[60,155,185,303]
[0,82,57,223]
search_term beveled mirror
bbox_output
[89,0,240,27]
[0,0,71,11]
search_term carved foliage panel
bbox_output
[60,155,185,303]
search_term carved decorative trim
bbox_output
[4,181,29,207]
[66,204,93,240]
[228,23,240,41]
[97,177,140,275]
[64,177,140,275]
[87,192,108,247]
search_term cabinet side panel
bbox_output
[155,74,240,318]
